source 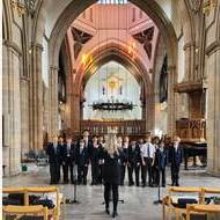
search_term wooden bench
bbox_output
[186,204,220,220]
[3,186,64,220]
[162,187,202,220]
[3,205,48,220]
[200,187,220,204]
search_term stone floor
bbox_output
[3,164,220,220]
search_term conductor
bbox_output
[103,133,120,218]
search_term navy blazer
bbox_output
[46,142,62,164]
[118,147,127,165]
[75,146,89,167]
[127,144,141,165]
[155,147,168,170]
[76,138,93,159]
[60,143,75,163]
[169,145,183,165]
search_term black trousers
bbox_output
[63,159,75,183]
[91,161,99,184]
[49,162,60,184]
[98,164,104,184]
[155,168,166,186]
[171,163,180,185]
[77,165,88,184]
[142,157,153,186]
[128,163,140,185]
[104,183,119,212]
[119,165,126,185]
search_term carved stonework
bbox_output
[189,0,202,13]
[132,26,154,59]
[71,27,93,59]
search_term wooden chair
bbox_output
[26,186,62,220]
[185,204,220,220]
[162,187,202,220]
[200,187,220,204]
[3,205,48,220]
[3,186,64,220]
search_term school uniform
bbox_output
[169,144,183,186]
[46,142,62,184]
[75,146,90,185]
[90,143,100,185]
[61,142,75,184]
[141,142,156,187]
[154,147,168,186]
[127,144,141,186]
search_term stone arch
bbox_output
[74,41,152,96]
[47,0,178,68]
[71,41,154,132]
[34,0,195,136]
[2,0,12,41]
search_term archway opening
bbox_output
[55,0,172,138]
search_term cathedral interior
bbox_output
[1,0,220,219]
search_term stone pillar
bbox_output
[20,78,30,158]
[167,66,177,136]
[146,91,155,133]
[72,93,81,136]
[206,43,220,176]
[183,43,196,81]
[2,41,22,176]
[29,44,43,151]
[66,71,74,130]
[49,66,59,138]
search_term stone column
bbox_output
[206,43,220,176]
[2,41,22,176]
[72,93,81,136]
[29,44,43,151]
[146,91,155,133]
[66,71,74,130]
[167,66,177,136]
[49,66,59,138]
[183,43,196,81]
[20,78,30,158]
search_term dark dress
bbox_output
[103,151,120,185]
[102,150,120,213]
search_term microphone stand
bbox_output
[153,167,163,205]
[66,164,80,204]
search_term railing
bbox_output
[176,118,206,142]
[81,120,146,137]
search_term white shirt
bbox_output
[174,143,179,152]
[141,142,155,158]
[67,143,71,155]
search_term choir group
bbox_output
[46,130,183,187]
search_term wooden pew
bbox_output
[3,205,48,220]
[200,187,220,204]
[162,187,202,220]
[3,186,64,220]
[186,204,220,220]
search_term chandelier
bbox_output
[11,0,36,16]
[92,99,134,111]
